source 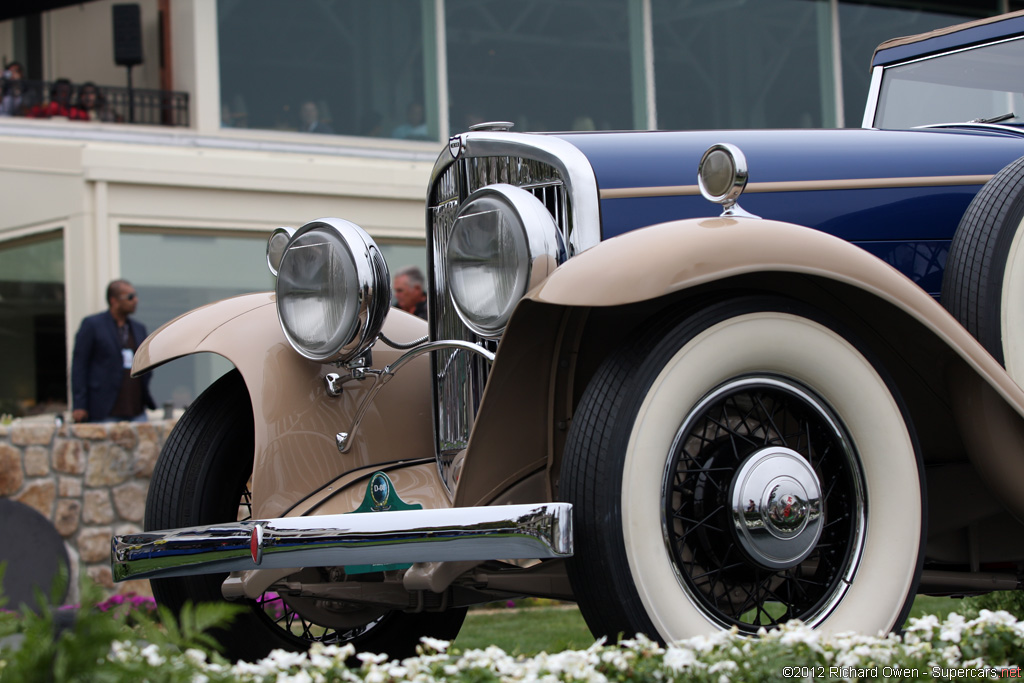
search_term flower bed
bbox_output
[5,600,1023,682]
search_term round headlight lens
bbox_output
[276,218,390,362]
[446,184,563,338]
[700,149,734,198]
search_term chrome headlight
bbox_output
[266,226,295,276]
[275,217,390,363]
[697,143,758,218]
[446,184,565,338]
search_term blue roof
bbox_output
[872,11,1024,67]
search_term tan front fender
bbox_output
[455,217,1024,524]
[134,293,444,519]
[530,216,1024,410]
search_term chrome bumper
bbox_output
[111,502,573,582]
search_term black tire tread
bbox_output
[942,155,1024,364]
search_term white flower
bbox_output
[779,626,821,649]
[108,640,134,663]
[709,660,738,673]
[906,614,939,635]
[418,637,451,653]
[663,646,697,672]
[267,649,310,670]
[940,612,967,642]
[275,671,314,683]
[140,643,166,667]
[357,651,390,666]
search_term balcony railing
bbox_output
[0,79,189,127]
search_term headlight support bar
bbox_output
[330,340,496,453]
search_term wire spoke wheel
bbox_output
[562,297,923,643]
[663,375,863,632]
[236,481,388,645]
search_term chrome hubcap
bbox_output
[730,447,822,570]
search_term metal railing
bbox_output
[0,79,189,127]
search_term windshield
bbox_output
[874,35,1024,129]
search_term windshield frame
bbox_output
[864,34,1024,130]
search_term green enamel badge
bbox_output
[345,471,421,575]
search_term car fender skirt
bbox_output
[111,502,573,581]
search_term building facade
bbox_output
[0,0,1018,419]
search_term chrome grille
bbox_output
[428,156,570,494]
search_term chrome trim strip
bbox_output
[430,132,602,254]
[600,174,992,199]
[862,66,883,129]
[111,502,573,582]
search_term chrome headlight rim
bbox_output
[266,226,296,277]
[275,217,390,363]
[446,183,565,339]
[697,142,749,207]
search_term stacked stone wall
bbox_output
[0,420,175,601]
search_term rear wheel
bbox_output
[562,297,924,640]
[145,369,466,662]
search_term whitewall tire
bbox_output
[561,297,924,641]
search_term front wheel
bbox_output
[561,297,924,641]
[145,369,466,662]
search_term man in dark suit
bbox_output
[71,279,156,422]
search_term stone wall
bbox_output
[0,420,175,602]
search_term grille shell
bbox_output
[426,134,602,496]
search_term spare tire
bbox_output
[942,154,1024,385]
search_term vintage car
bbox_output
[113,10,1024,662]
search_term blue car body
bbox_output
[556,127,1024,295]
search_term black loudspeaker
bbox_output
[112,4,143,67]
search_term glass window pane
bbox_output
[121,230,274,411]
[875,36,1024,129]
[446,0,636,134]
[0,231,66,417]
[218,0,435,140]
[839,2,975,128]
[653,0,832,130]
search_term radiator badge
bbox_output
[448,134,465,159]
[353,471,421,513]
[347,471,422,575]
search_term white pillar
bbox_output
[170,0,221,134]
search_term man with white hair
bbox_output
[392,266,427,319]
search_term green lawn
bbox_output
[454,605,592,655]
[453,595,964,656]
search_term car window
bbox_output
[875,35,1024,129]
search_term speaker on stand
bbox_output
[112,3,143,123]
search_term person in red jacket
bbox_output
[28,78,88,120]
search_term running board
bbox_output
[111,503,573,582]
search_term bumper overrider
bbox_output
[111,502,573,582]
